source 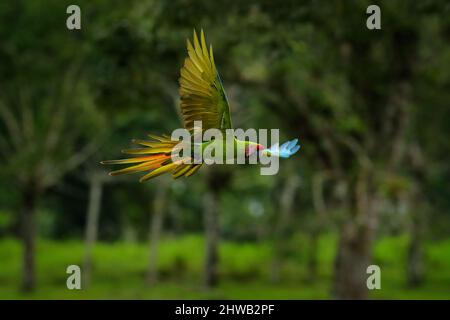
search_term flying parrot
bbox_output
[101,30,300,181]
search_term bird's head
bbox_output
[261,138,301,158]
[245,142,265,156]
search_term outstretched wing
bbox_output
[179,29,232,132]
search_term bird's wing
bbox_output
[179,29,232,132]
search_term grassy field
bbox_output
[0,234,450,299]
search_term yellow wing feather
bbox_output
[179,29,232,132]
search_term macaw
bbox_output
[101,30,300,181]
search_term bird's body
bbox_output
[102,30,299,181]
[199,137,263,161]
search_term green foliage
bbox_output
[1,234,450,299]
[0,0,449,299]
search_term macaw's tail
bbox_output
[101,134,202,182]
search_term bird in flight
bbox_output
[101,30,300,181]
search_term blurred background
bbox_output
[0,0,449,299]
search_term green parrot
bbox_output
[102,30,300,181]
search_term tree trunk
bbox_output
[202,169,231,288]
[333,172,376,299]
[406,144,426,287]
[306,229,319,282]
[83,174,103,287]
[147,182,169,284]
[307,173,327,282]
[20,185,39,292]
[270,175,299,283]
[169,201,182,235]
[333,220,374,299]
[407,208,425,287]
[203,191,219,288]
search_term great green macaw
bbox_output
[102,30,300,181]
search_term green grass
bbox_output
[0,234,449,299]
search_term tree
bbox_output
[203,167,232,288]
[270,173,300,283]
[147,178,170,284]
[0,72,103,291]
